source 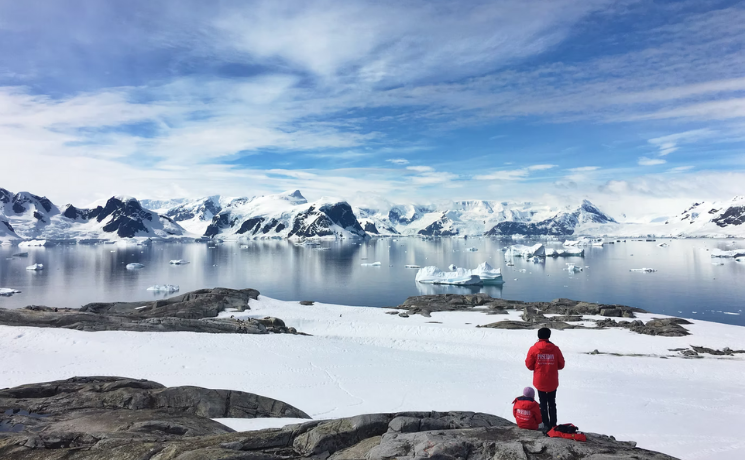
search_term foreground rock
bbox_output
[0,288,300,334]
[0,378,676,459]
[395,295,691,336]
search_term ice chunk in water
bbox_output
[505,244,545,258]
[630,268,657,273]
[147,285,180,292]
[404,264,421,269]
[465,247,478,252]
[0,288,22,297]
[126,263,145,270]
[25,263,44,271]
[169,259,190,265]
[361,261,381,266]
[448,264,457,271]
[415,266,483,285]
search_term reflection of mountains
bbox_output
[415,282,503,298]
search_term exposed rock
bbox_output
[0,288,301,335]
[299,300,315,306]
[595,317,691,337]
[0,398,677,460]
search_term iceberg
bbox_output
[630,268,657,273]
[26,263,44,271]
[710,249,745,258]
[169,259,190,265]
[147,285,180,293]
[0,288,22,297]
[415,266,482,285]
[361,262,381,266]
[19,240,49,247]
[468,262,503,284]
[126,263,145,270]
[504,243,545,258]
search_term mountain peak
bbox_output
[279,190,307,204]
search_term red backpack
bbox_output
[547,424,587,442]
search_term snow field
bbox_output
[1,297,744,459]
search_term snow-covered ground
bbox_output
[1,297,744,459]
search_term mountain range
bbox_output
[2,187,744,243]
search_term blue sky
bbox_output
[1,0,744,218]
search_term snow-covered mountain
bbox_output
[203,190,367,240]
[656,196,745,237]
[143,196,223,236]
[0,188,188,242]
[353,199,616,237]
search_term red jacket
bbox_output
[512,396,542,430]
[525,339,565,392]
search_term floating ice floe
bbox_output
[566,264,583,272]
[12,252,28,257]
[0,288,22,297]
[505,243,545,258]
[630,268,657,273]
[712,262,724,266]
[240,245,249,249]
[169,259,190,265]
[658,242,669,248]
[415,266,482,285]
[126,263,145,270]
[19,240,49,248]
[146,284,180,293]
[710,248,745,258]
[361,262,381,266]
[465,247,478,252]
[404,264,421,269]
[26,263,44,271]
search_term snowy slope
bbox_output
[2,297,744,459]
[203,190,367,240]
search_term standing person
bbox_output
[525,327,565,430]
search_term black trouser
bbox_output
[537,390,557,428]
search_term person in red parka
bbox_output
[525,327,565,430]
[512,386,542,430]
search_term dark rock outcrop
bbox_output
[0,288,301,335]
[394,295,691,336]
[0,392,677,460]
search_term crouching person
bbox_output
[512,387,542,430]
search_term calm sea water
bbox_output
[1,238,744,326]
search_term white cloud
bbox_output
[638,157,667,166]
[648,129,714,156]
[568,166,600,172]
[667,166,695,173]
[386,158,409,165]
[406,165,434,172]
[475,164,556,180]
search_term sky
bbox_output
[1,0,744,220]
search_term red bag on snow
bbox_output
[547,424,587,442]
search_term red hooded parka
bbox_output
[512,396,542,430]
[525,339,565,392]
